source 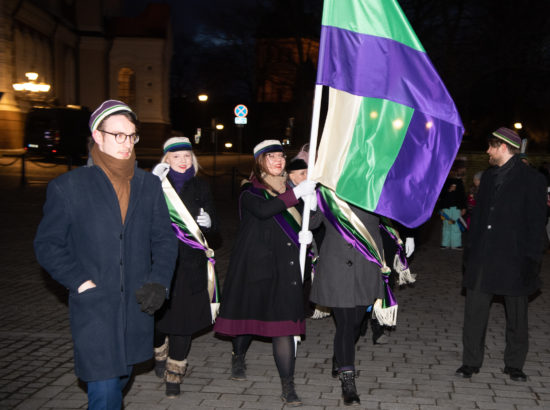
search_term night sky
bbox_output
[122,0,550,148]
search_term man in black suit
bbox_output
[456,127,547,382]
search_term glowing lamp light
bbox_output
[12,72,51,93]
[514,122,523,130]
[25,72,38,81]
[198,94,208,102]
[369,111,378,119]
[392,119,404,130]
[225,142,233,149]
[216,124,224,130]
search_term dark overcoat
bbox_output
[463,155,547,296]
[34,165,178,382]
[214,180,305,337]
[310,204,385,308]
[156,176,217,335]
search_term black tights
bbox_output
[332,306,368,370]
[232,334,296,379]
[154,331,192,361]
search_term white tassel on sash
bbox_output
[372,298,397,327]
[393,254,416,285]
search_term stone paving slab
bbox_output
[1,169,549,409]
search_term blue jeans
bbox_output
[87,366,133,410]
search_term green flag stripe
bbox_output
[321,0,425,53]
[335,97,413,210]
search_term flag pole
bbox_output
[299,84,324,280]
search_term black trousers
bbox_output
[462,286,529,369]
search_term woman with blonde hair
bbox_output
[152,136,219,397]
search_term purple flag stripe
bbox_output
[373,111,462,227]
[316,25,461,126]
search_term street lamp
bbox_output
[514,122,523,130]
[216,123,224,130]
[197,94,208,102]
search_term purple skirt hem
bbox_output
[214,317,305,337]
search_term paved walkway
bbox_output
[0,163,549,409]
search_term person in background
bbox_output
[465,171,483,228]
[457,127,546,381]
[438,166,467,249]
[34,100,178,409]
[151,137,219,397]
[214,140,316,407]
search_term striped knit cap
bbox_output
[253,139,283,159]
[163,137,192,153]
[89,100,134,132]
[492,127,521,149]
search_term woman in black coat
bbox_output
[214,140,316,406]
[151,137,218,397]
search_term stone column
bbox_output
[0,0,24,149]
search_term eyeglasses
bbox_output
[266,152,286,161]
[98,129,140,144]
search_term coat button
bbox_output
[487,225,492,229]
[347,243,353,249]
[346,260,353,267]
[287,242,291,247]
[291,281,297,285]
[290,261,294,266]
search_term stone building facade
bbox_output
[0,0,172,150]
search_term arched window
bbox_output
[118,67,135,107]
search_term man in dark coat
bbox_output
[456,127,547,382]
[34,100,178,409]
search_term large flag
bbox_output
[311,0,464,228]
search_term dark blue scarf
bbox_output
[168,166,195,193]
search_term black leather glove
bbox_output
[135,283,166,315]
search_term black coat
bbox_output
[214,180,305,337]
[34,165,178,381]
[463,155,547,296]
[438,177,467,210]
[156,176,217,335]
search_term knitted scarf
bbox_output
[91,144,135,223]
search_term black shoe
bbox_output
[504,366,527,382]
[165,382,180,398]
[455,365,479,378]
[339,370,360,406]
[331,356,339,378]
[231,353,247,380]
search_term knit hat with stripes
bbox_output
[89,100,134,132]
[491,127,521,149]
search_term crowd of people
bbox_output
[34,100,547,409]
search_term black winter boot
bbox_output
[230,352,247,380]
[153,337,168,378]
[280,376,302,406]
[339,370,360,406]
[164,357,187,398]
